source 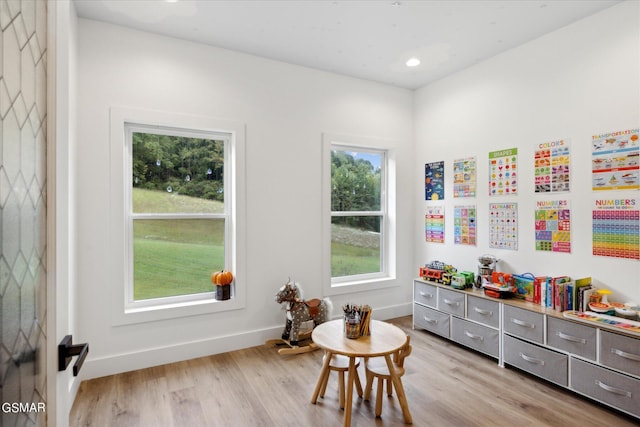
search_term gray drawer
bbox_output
[571,358,640,418]
[547,317,596,361]
[414,303,450,338]
[414,281,437,309]
[504,334,567,386]
[438,288,465,317]
[466,295,499,329]
[451,317,499,358]
[503,305,544,344]
[600,331,640,377]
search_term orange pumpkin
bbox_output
[211,270,234,286]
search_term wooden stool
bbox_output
[319,353,363,409]
[363,336,412,417]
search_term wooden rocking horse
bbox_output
[266,280,332,355]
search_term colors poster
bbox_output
[489,203,518,250]
[425,161,445,200]
[535,200,571,253]
[454,205,477,245]
[592,128,639,191]
[425,206,445,243]
[453,156,477,198]
[535,139,570,193]
[489,148,518,196]
[592,198,639,260]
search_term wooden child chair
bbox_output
[318,353,364,409]
[363,335,412,417]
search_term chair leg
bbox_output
[386,378,393,396]
[319,368,330,398]
[338,371,345,409]
[363,370,374,401]
[354,369,363,398]
[375,378,384,417]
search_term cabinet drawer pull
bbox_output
[511,318,535,329]
[419,291,433,299]
[464,331,483,341]
[519,352,545,365]
[474,307,493,316]
[557,331,586,344]
[611,348,640,362]
[423,316,438,325]
[595,380,632,398]
[443,298,459,307]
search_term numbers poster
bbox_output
[425,206,445,243]
[425,161,445,200]
[489,148,518,196]
[535,200,571,253]
[535,139,570,193]
[592,128,639,191]
[454,205,477,245]
[592,198,639,260]
[489,203,518,250]
[453,156,477,198]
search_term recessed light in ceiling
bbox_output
[406,57,421,67]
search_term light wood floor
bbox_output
[70,316,638,426]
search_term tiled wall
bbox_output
[1,0,48,425]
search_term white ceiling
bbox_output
[73,0,621,90]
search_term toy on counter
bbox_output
[451,271,475,290]
[476,254,498,288]
[419,260,457,285]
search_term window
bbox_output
[126,125,229,307]
[109,107,245,325]
[323,134,396,292]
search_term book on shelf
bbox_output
[574,277,592,312]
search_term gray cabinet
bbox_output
[412,279,640,419]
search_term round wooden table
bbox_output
[311,319,412,426]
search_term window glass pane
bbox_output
[331,216,381,277]
[133,218,224,300]
[132,132,224,213]
[331,149,382,212]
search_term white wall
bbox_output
[75,19,414,379]
[414,1,640,304]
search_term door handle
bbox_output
[58,335,89,376]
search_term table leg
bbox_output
[384,354,413,424]
[343,356,357,427]
[311,351,333,404]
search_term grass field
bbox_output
[133,188,380,300]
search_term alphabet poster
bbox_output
[489,203,518,250]
[592,128,639,191]
[535,139,570,193]
[453,156,477,198]
[425,161,445,200]
[535,200,571,253]
[454,205,477,245]
[425,206,445,243]
[592,198,639,260]
[489,148,518,196]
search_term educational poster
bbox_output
[592,198,639,260]
[535,200,571,253]
[535,139,570,193]
[489,148,518,196]
[592,128,639,191]
[425,161,445,200]
[489,203,518,250]
[425,206,445,243]
[453,156,477,198]
[454,205,477,245]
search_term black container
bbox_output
[216,284,231,300]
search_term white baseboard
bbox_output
[79,302,412,380]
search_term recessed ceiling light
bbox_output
[406,57,421,67]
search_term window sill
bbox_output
[112,294,245,326]
[326,276,398,296]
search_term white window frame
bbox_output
[322,133,397,296]
[110,107,246,325]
